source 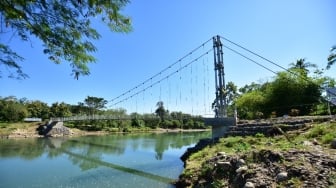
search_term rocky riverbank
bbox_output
[176,118,336,187]
[177,149,336,187]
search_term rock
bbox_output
[276,172,288,182]
[331,139,336,149]
[217,152,227,160]
[38,121,71,137]
[244,182,255,188]
[217,161,231,171]
[236,166,248,173]
[236,158,246,168]
[217,152,226,157]
[312,138,319,145]
[303,140,313,146]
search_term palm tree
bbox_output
[155,101,165,122]
[289,58,317,76]
[289,58,317,72]
[327,45,336,70]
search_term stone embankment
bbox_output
[225,119,314,137]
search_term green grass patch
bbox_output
[321,133,335,144]
[306,122,336,145]
[307,124,328,138]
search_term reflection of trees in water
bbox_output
[0,131,211,170]
[152,132,211,160]
[0,138,46,160]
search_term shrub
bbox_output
[255,133,265,138]
[321,133,334,144]
[270,111,277,118]
[289,109,300,116]
[308,125,327,138]
[255,111,264,119]
[131,118,144,127]
[171,119,181,129]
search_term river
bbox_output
[0,131,210,188]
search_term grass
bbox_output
[307,122,336,144]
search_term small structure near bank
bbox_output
[204,117,236,139]
[37,121,71,137]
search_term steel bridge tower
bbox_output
[213,35,227,118]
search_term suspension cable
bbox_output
[109,37,213,103]
[110,48,213,107]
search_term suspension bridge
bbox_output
[50,34,336,138]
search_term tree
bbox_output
[289,58,317,76]
[26,100,50,120]
[155,101,166,122]
[327,45,336,70]
[238,82,262,94]
[225,81,238,105]
[0,0,132,79]
[0,97,28,122]
[50,102,72,117]
[235,90,265,119]
[264,71,321,116]
[84,96,107,115]
[70,102,88,115]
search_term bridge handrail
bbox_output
[49,114,205,122]
[50,114,161,122]
[50,115,127,122]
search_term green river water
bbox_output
[0,131,210,188]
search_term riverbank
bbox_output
[0,122,209,139]
[176,119,336,187]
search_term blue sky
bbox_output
[1,0,335,116]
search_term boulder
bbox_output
[236,166,248,173]
[217,161,231,171]
[276,172,288,182]
[37,121,71,137]
[236,158,246,168]
[244,182,255,188]
[331,139,336,149]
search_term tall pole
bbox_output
[213,35,227,118]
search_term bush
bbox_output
[255,111,264,119]
[270,111,277,118]
[308,125,327,138]
[289,109,300,116]
[185,119,194,129]
[131,118,144,127]
[255,133,265,138]
[144,118,160,129]
[321,133,335,144]
[171,119,181,129]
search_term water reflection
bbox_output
[0,132,209,166]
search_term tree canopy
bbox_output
[84,96,108,114]
[234,58,335,119]
[327,45,336,70]
[155,101,166,122]
[0,0,132,79]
